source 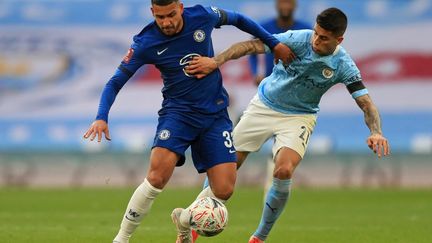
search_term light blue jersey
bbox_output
[259,29,368,114]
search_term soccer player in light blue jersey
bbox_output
[82,0,294,242]
[186,8,390,243]
[248,0,311,202]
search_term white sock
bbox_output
[113,178,162,242]
[179,186,226,228]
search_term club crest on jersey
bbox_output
[322,68,334,79]
[193,30,206,42]
[122,48,134,64]
[158,129,170,140]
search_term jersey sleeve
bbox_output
[95,42,147,122]
[203,6,226,28]
[264,29,310,53]
[339,57,368,99]
[204,6,279,49]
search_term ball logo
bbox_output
[193,30,206,42]
[322,68,334,79]
[159,129,170,140]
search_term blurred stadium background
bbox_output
[0,0,431,188]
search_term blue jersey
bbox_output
[96,5,280,122]
[249,19,311,77]
[259,29,368,114]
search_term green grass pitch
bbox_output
[1,187,431,242]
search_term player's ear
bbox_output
[151,7,155,16]
[336,36,344,45]
[179,3,184,14]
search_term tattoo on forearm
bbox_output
[214,40,265,67]
[356,95,382,135]
[364,106,382,135]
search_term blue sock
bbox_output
[254,178,292,241]
[203,177,209,189]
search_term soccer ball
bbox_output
[188,196,228,237]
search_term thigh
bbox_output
[152,114,199,167]
[233,96,275,152]
[146,147,180,189]
[273,115,317,159]
[191,110,236,173]
[206,162,237,200]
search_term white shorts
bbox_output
[233,95,317,158]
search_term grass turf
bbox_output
[0,187,431,243]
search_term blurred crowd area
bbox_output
[0,0,431,187]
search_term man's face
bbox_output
[312,24,344,56]
[276,0,296,20]
[152,2,184,36]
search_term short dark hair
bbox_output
[151,0,179,6]
[316,8,347,36]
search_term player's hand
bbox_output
[83,120,111,142]
[185,56,218,79]
[273,43,296,65]
[366,133,390,158]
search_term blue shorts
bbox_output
[152,109,237,173]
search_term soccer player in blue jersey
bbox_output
[186,8,390,243]
[249,0,310,86]
[82,0,294,242]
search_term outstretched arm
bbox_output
[83,47,146,142]
[215,8,295,64]
[215,39,266,66]
[355,94,390,158]
[185,39,268,79]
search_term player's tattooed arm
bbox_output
[214,39,266,67]
[355,94,390,158]
[185,39,265,79]
[355,94,382,134]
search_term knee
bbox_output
[273,161,296,179]
[212,183,234,201]
[146,172,168,189]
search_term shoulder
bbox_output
[186,4,217,17]
[275,29,312,43]
[132,22,158,46]
[130,22,164,57]
[185,4,205,13]
[185,4,222,26]
[335,46,361,80]
[336,47,357,68]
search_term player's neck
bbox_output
[175,17,184,35]
[277,17,294,30]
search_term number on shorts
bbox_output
[299,126,310,148]
[222,131,233,148]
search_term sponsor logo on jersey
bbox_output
[157,47,168,55]
[322,68,334,79]
[345,74,363,84]
[159,129,170,140]
[123,48,134,64]
[180,53,201,77]
[193,30,206,42]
